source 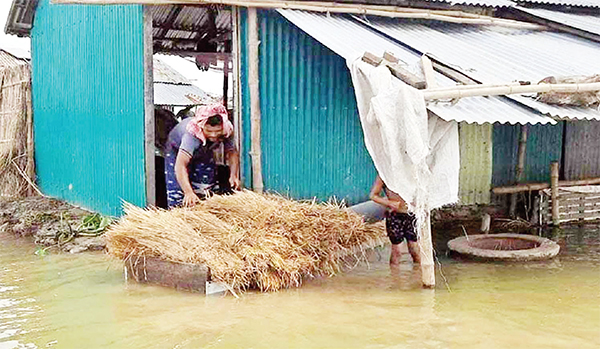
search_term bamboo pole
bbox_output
[551,162,560,226]
[247,7,264,193]
[52,0,544,29]
[510,124,528,218]
[420,55,437,89]
[420,211,435,288]
[423,82,600,100]
[492,177,600,194]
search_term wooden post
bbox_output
[143,6,156,206]
[223,41,231,110]
[551,162,560,226]
[247,8,264,193]
[510,124,528,217]
[420,211,435,288]
[231,6,243,181]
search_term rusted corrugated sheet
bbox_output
[563,120,600,180]
[31,0,146,216]
[239,9,377,204]
[459,123,493,205]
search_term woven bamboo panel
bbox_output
[540,188,600,225]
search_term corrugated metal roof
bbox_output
[149,5,231,32]
[278,9,556,125]
[149,5,231,53]
[510,95,600,120]
[422,0,513,6]
[153,57,191,84]
[363,17,600,83]
[154,83,211,106]
[0,49,28,68]
[428,96,556,124]
[2,47,31,60]
[153,57,213,106]
[516,0,600,7]
[516,7,600,36]
[359,16,600,120]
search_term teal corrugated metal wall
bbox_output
[240,10,377,204]
[32,0,146,216]
[492,122,564,187]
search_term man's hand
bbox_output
[183,192,201,207]
[390,201,407,212]
[229,176,241,190]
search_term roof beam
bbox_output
[52,1,543,29]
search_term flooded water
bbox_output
[1,227,599,349]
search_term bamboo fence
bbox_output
[0,52,36,198]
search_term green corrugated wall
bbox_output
[459,123,493,205]
[31,0,146,216]
[239,10,377,204]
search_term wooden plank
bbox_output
[247,8,264,193]
[552,200,600,209]
[143,6,156,206]
[125,256,209,293]
[361,52,427,89]
[557,192,600,200]
[492,177,600,194]
[231,6,243,178]
[551,162,559,226]
[362,52,382,66]
[558,211,600,220]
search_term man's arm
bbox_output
[369,176,402,211]
[226,147,241,190]
[175,150,200,206]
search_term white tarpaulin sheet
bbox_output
[349,60,460,211]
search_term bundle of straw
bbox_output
[106,191,386,292]
[537,75,600,107]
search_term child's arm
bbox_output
[369,176,402,211]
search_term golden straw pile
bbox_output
[106,191,386,292]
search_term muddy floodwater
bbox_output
[1,227,599,349]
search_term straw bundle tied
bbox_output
[106,191,386,292]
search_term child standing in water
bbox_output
[369,175,421,266]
